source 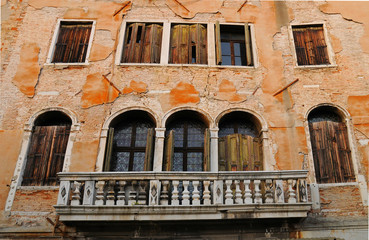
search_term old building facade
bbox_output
[1,0,368,239]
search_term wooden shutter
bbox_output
[23,125,70,186]
[53,22,92,63]
[215,21,222,65]
[170,25,180,64]
[141,24,163,63]
[293,27,309,65]
[144,128,155,171]
[122,23,134,63]
[225,134,241,171]
[103,128,114,171]
[179,25,190,64]
[198,24,207,64]
[335,123,355,182]
[244,23,253,66]
[218,136,226,171]
[309,26,329,65]
[164,130,174,171]
[203,128,210,171]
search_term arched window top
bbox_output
[34,111,72,126]
[218,111,261,138]
[165,110,209,128]
[308,106,343,123]
[109,110,156,128]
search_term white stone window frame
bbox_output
[210,22,258,69]
[289,22,337,69]
[45,19,96,66]
[4,108,80,213]
[303,103,368,206]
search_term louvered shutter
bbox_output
[215,21,222,65]
[170,25,180,64]
[164,130,174,171]
[152,24,163,63]
[244,23,253,66]
[144,128,155,171]
[203,128,210,171]
[218,136,226,171]
[122,23,134,63]
[309,26,329,65]
[198,24,207,64]
[293,28,309,65]
[335,123,355,182]
[103,128,114,171]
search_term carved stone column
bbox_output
[153,128,166,172]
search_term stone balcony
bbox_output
[54,171,312,222]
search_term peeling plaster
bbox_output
[122,80,148,94]
[215,79,247,103]
[160,81,200,112]
[12,43,40,97]
[81,73,120,108]
[165,0,223,19]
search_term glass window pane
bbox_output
[135,123,150,147]
[173,125,184,147]
[132,152,145,171]
[173,152,183,171]
[187,123,204,147]
[235,56,242,66]
[115,125,132,147]
[112,152,130,171]
[187,152,203,171]
[221,56,232,65]
[234,43,241,56]
[221,42,231,55]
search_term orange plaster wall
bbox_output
[122,80,148,94]
[81,73,120,108]
[215,79,247,103]
[12,43,40,97]
[319,1,369,53]
[69,140,99,172]
[165,0,223,19]
[159,82,200,112]
[89,43,112,62]
[0,130,23,211]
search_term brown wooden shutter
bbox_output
[53,23,92,63]
[164,130,174,171]
[152,24,163,63]
[132,23,145,63]
[244,23,253,66]
[144,128,155,171]
[103,128,114,171]
[23,125,70,186]
[218,136,226,171]
[122,23,134,63]
[335,123,355,182]
[215,21,222,65]
[203,128,210,171]
[179,25,190,64]
[293,28,309,65]
[170,25,180,64]
[309,26,329,65]
[225,134,241,171]
[198,24,207,64]
[256,136,264,170]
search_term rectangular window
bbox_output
[169,23,207,64]
[292,25,330,66]
[121,23,163,64]
[52,21,93,63]
[215,23,253,66]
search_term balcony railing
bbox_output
[55,171,312,221]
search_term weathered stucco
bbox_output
[69,141,99,172]
[12,43,40,97]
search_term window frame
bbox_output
[46,19,96,66]
[290,22,336,68]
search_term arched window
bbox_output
[163,111,210,171]
[218,111,263,171]
[104,111,155,171]
[308,107,355,183]
[23,111,72,186]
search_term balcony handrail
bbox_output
[57,170,308,181]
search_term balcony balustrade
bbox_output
[55,171,312,221]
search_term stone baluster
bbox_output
[128,181,137,205]
[254,180,262,204]
[137,181,147,205]
[117,181,126,206]
[265,179,274,203]
[287,179,297,203]
[225,180,233,205]
[192,181,200,205]
[57,181,71,206]
[274,180,285,203]
[82,181,95,205]
[298,179,307,203]
[95,181,106,206]
[213,180,223,204]
[234,180,243,204]
[71,181,82,206]
[160,181,169,205]
[106,180,116,206]
[243,180,252,204]
[203,181,211,205]
[182,181,190,206]
[149,180,160,206]
[171,180,180,206]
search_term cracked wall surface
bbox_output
[0,0,368,238]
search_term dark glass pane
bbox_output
[133,152,145,171]
[115,124,132,147]
[221,42,231,55]
[218,127,234,137]
[187,123,204,147]
[173,125,184,147]
[234,43,241,56]
[221,56,232,65]
[135,122,150,147]
[238,125,257,137]
[173,152,183,171]
[112,152,130,171]
[235,56,242,66]
[187,152,203,171]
